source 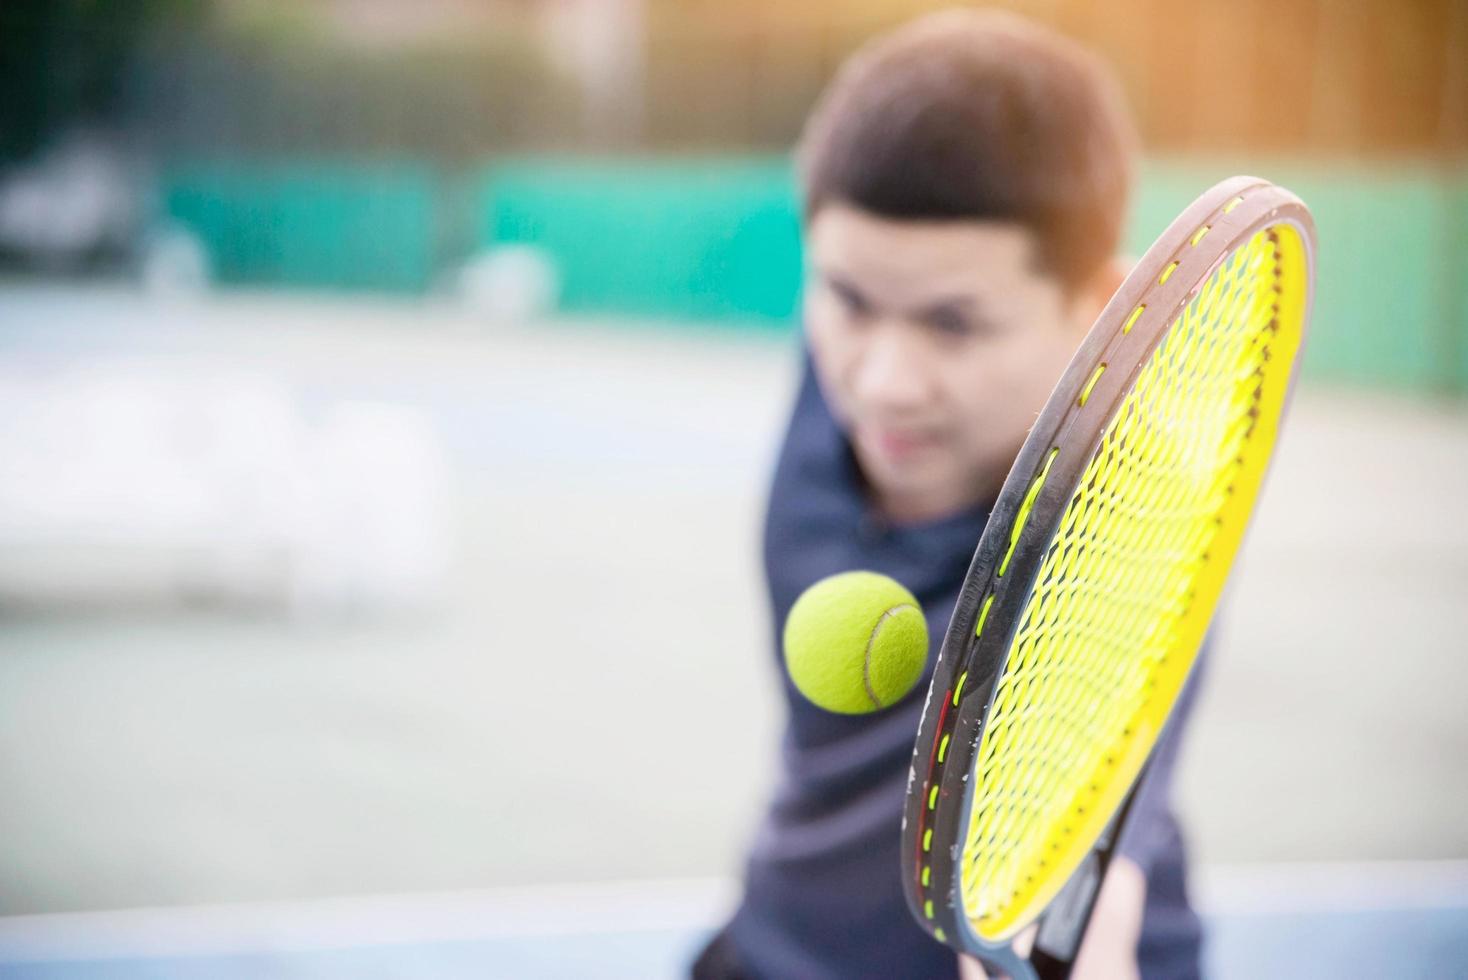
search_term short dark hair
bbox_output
[797,9,1139,292]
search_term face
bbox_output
[805,203,1114,523]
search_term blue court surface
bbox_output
[1,864,1464,980]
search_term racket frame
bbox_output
[900,176,1316,979]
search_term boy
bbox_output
[693,10,1204,980]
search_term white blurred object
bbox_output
[454,245,560,323]
[0,130,140,266]
[0,367,453,616]
[139,225,212,298]
[289,402,452,614]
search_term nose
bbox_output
[850,321,934,417]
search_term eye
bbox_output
[923,306,973,337]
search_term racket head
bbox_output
[900,176,1316,972]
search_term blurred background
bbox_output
[0,1,1464,977]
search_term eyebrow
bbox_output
[824,273,872,310]
[909,295,983,320]
[825,272,986,320]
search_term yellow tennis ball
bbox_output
[784,571,929,715]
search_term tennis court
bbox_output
[1,287,1465,977]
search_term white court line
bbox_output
[0,878,738,962]
[1,863,1465,962]
[1194,859,1468,917]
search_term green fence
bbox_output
[1131,160,1467,393]
[161,156,1467,393]
[162,161,438,294]
[478,158,802,325]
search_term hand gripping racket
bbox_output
[900,176,1316,979]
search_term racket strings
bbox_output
[960,229,1289,937]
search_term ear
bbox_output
[1068,255,1130,334]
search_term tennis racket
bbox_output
[900,176,1316,979]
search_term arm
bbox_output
[957,855,1147,980]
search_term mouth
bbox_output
[858,423,945,463]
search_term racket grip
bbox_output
[1028,851,1104,979]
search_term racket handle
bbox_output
[1028,851,1104,979]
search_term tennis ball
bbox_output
[784,571,929,715]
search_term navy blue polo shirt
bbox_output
[722,356,1204,980]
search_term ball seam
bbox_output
[863,603,919,709]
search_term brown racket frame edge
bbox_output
[899,176,1317,980]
